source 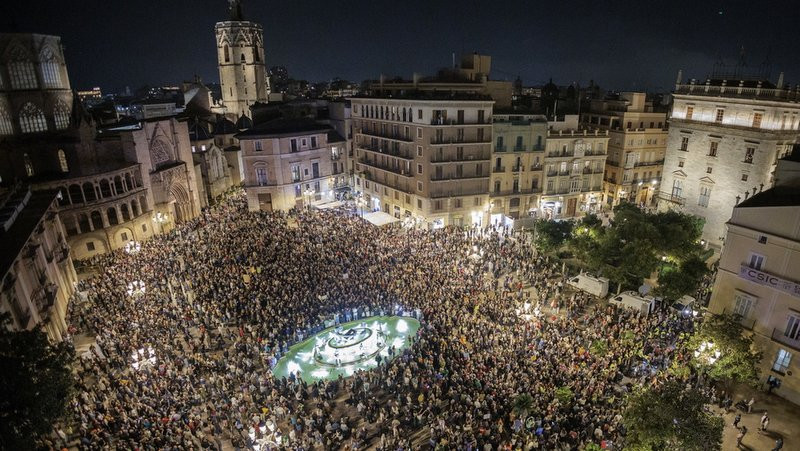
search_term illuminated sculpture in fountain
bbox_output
[313,321,388,367]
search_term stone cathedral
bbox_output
[215,0,271,122]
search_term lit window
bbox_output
[0,107,13,135]
[9,60,37,89]
[23,153,34,176]
[773,349,792,373]
[733,290,756,318]
[708,141,718,157]
[744,147,755,164]
[19,102,47,133]
[58,149,68,172]
[698,185,711,207]
[686,106,693,119]
[39,47,62,88]
[54,101,70,130]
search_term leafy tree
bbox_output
[623,379,724,451]
[532,219,573,255]
[0,313,75,449]
[687,314,762,388]
[554,386,574,404]
[655,255,710,300]
[512,393,534,420]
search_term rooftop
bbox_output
[736,186,800,208]
[0,187,59,279]
[352,91,494,102]
[235,118,332,138]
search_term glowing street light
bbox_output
[694,341,722,365]
[127,280,146,297]
[124,240,141,254]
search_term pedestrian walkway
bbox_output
[720,382,798,450]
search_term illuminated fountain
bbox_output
[313,321,388,367]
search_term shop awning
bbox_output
[362,211,400,227]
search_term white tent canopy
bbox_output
[362,211,400,227]
[314,200,344,210]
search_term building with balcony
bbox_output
[582,92,668,207]
[540,116,609,218]
[0,33,203,260]
[237,118,346,211]
[659,72,800,247]
[0,186,76,342]
[350,95,494,228]
[708,154,800,404]
[489,112,548,225]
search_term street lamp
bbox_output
[124,240,141,254]
[153,212,168,234]
[694,341,721,365]
[126,280,146,297]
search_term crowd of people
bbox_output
[50,190,701,450]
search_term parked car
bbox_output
[609,291,656,316]
[567,273,610,298]
[670,295,699,317]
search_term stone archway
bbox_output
[168,183,191,224]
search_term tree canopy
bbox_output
[687,313,762,387]
[622,379,724,451]
[532,219,573,255]
[0,314,74,449]
[563,203,708,294]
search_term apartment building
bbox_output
[659,72,800,247]
[489,113,547,225]
[582,92,668,207]
[708,154,800,404]
[540,116,609,218]
[238,118,346,211]
[350,95,493,228]
[0,186,76,342]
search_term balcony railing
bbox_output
[495,145,507,152]
[358,143,414,160]
[513,146,527,152]
[430,154,491,163]
[512,165,523,172]
[358,158,413,178]
[675,82,800,101]
[548,151,574,158]
[430,118,492,126]
[530,164,543,171]
[772,328,800,351]
[722,308,756,330]
[493,166,506,173]
[634,159,665,168]
[358,129,414,142]
[430,136,490,145]
[658,191,685,205]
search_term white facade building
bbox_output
[659,74,800,247]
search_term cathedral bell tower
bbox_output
[214,0,270,122]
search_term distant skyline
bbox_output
[3,0,799,94]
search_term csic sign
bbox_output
[739,264,800,298]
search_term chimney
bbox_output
[675,69,683,86]
[413,72,420,87]
[777,71,785,89]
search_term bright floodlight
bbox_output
[126,280,146,297]
[124,241,141,254]
[396,319,409,333]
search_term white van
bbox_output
[609,291,655,316]
[567,273,610,298]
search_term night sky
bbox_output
[3,0,799,93]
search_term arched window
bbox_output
[58,149,68,172]
[130,199,139,217]
[9,60,37,89]
[240,53,245,62]
[120,204,131,222]
[254,45,261,62]
[39,47,62,88]
[82,182,96,202]
[223,45,230,62]
[23,153,34,177]
[19,103,47,133]
[0,107,13,135]
[53,100,70,130]
[68,184,83,203]
[90,211,103,230]
[107,207,118,225]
